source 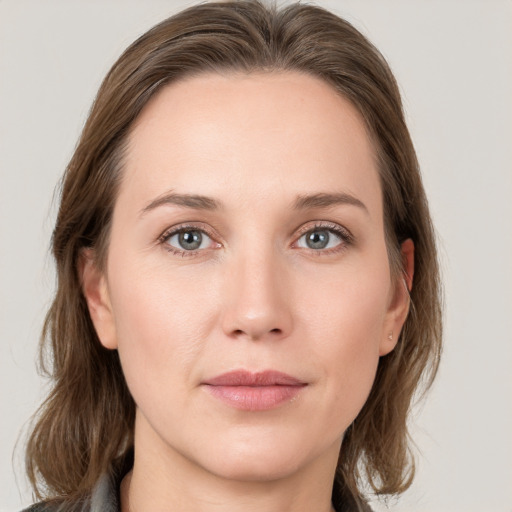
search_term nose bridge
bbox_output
[222,239,292,341]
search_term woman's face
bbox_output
[84,71,411,482]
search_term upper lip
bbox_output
[202,370,306,387]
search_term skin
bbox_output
[82,71,413,512]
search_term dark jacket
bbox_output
[23,473,119,512]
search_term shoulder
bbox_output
[22,504,62,512]
[22,505,50,512]
[21,500,90,512]
[21,450,132,512]
[21,503,78,512]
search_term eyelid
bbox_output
[292,221,354,252]
[295,221,353,241]
[156,220,354,257]
[158,222,222,256]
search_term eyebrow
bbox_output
[140,191,221,217]
[293,192,368,213]
[140,190,367,217]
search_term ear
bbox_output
[79,248,118,350]
[379,238,415,356]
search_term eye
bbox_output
[162,227,217,253]
[297,229,341,250]
[294,224,352,252]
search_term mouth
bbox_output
[201,370,307,411]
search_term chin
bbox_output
[192,428,333,483]
[208,450,306,483]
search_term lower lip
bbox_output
[203,384,305,411]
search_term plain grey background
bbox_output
[1,1,511,511]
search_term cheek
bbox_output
[106,257,222,406]
[301,256,391,351]
[299,260,391,420]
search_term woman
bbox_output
[24,1,442,511]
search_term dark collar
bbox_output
[89,449,133,512]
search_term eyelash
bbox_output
[157,221,354,258]
[294,222,354,255]
[158,223,218,258]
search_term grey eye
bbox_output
[167,230,210,250]
[306,230,329,249]
[297,229,342,250]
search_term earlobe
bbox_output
[379,238,415,356]
[79,248,118,350]
[379,331,398,357]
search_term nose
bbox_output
[221,249,293,342]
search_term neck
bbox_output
[121,414,340,512]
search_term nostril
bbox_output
[231,327,283,338]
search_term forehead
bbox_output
[121,71,381,217]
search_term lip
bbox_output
[201,370,307,411]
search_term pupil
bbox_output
[179,230,202,250]
[307,230,329,249]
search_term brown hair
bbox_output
[26,1,442,509]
